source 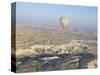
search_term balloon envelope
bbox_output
[59,16,69,28]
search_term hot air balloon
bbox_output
[59,16,69,28]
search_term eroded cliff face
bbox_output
[16,40,89,57]
[15,40,97,73]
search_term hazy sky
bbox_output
[16,2,97,32]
